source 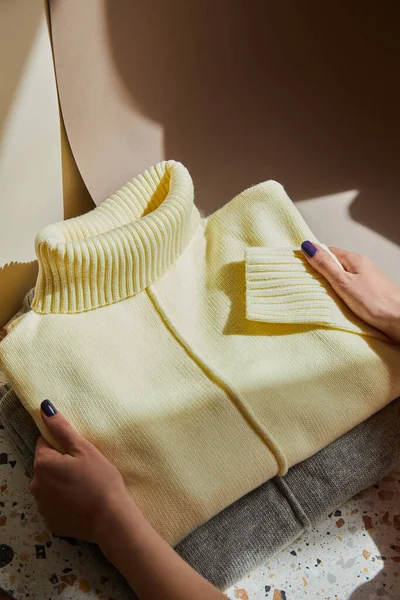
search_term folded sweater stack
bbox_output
[1,161,400,546]
[0,300,400,600]
[2,345,400,593]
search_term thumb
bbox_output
[301,240,349,293]
[40,399,82,455]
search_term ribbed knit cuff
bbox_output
[245,246,386,339]
[245,247,334,325]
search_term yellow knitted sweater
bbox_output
[1,161,400,544]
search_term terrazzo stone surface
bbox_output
[1,366,399,599]
[226,475,400,599]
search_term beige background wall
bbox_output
[51,0,399,284]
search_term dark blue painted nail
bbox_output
[41,399,57,417]
[301,241,318,258]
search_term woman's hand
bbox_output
[301,241,400,343]
[31,401,226,600]
[30,399,139,544]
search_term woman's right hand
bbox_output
[301,241,400,343]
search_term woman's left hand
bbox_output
[30,400,140,544]
[30,401,227,600]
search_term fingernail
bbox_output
[41,399,57,417]
[301,240,318,258]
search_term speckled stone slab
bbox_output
[225,474,400,600]
[1,362,400,599]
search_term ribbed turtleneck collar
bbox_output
[32,161,200,314]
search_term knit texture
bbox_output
[178,395,400,589]
[2,383,400,593]
[1,160,400,544]
[245,245,367,333]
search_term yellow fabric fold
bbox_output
[245,246,386,340]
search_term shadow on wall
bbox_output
[59,115,95,220]
[104,0,399,244]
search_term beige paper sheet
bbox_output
[49,0,163,206]
[0,0,94,327]
[0,0,63,267]
[0,0,62,327]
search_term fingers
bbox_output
[34,435,59,463]
[301,241,350,294]
[328,247,364,273]
[35,435,54,453]
[40,400,83,455]
[33,435,61,470]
